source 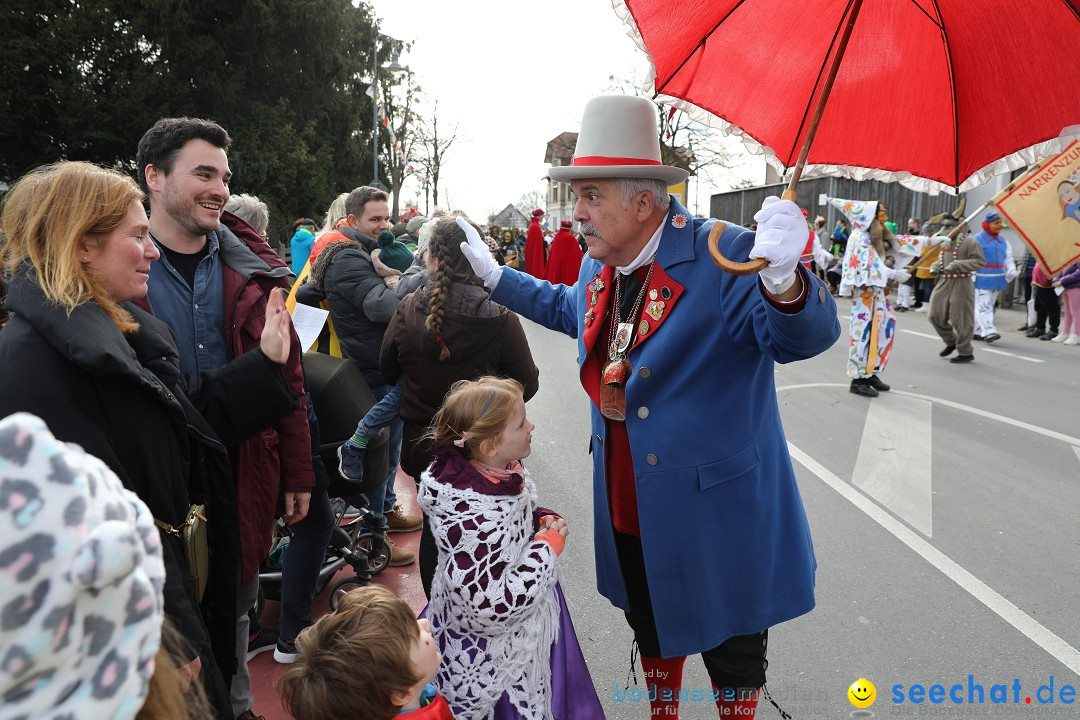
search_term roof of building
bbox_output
[544,132,579,164]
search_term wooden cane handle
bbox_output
[708,187,799,275]
[708,222,769,274]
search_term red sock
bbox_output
[713,684,759,718]
[640,654,686,718]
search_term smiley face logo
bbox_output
[848,678,876,708]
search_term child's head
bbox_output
[0,413,167,720]
[432,376,533,466]
[1058,180,1079,207]
[278,585,439,720]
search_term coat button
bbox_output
[637,407,649,419]
[645,453,658,465]
[638,366,652,378]
[595,434,604,447]
[818,287,826,302]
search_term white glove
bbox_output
[891,269,911,284]
[929,235,952,247]
[750,196,805,290]
[457,216,503,289]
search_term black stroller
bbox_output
[256,351,394,617]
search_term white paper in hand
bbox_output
[290,303,329,351]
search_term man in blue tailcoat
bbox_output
[460,95,840,718]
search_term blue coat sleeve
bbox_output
[489,266,582,339]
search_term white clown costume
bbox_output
[832,197,928,382]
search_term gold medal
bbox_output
[646,300,665,321]
[638,319,650,335]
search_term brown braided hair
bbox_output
[424,215,487,361]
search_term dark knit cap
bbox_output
[377,230,415,272]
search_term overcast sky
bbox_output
[369,0,765,221]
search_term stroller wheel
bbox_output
[329,576,370,611]
[356,532,392,574]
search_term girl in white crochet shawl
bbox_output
[419,377,604,720]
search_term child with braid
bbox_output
[341,215,541,596]
[420,377,603,720]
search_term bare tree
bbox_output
[605,75,741,180]
[377,51,422,221]
[414,99,459,212]
[515,190,545,219]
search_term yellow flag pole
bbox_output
[910,158,1050,275]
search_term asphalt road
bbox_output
[517,299,1080,719]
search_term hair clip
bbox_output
[453,431,473,448]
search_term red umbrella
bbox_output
[617,0,1080,272]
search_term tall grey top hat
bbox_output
[548,95,690,186]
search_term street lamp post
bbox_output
[371,41,406,191]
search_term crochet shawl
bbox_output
[419,459,561,720]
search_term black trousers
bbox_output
[612,530,768,693]
[1034,285,1060,333]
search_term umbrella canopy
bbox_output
[617,0,1080,194]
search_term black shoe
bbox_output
[274,636,297,664]
[973,334,985,341]
[939,344,956,357]
[849,379,879,397]
[1040,331,1058,341]
[1017,323,1031,331]
[866,375,890,392]
[1026,328,1043,338]
[950,354,974,363]
[984,333,1001,343]
[246,627,278,661]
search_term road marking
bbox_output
[777,383,1080,446]
[1074,445,1080,467]
[853,394,933,537]
[898,329,1044,362]
[788,442,1080,678]
[982,347,1045,363]
[899,329,940,340]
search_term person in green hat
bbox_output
[372,230,416,292]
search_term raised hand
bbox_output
[457,216,503,289]
[259,287,292,365]
[750,196,806,289]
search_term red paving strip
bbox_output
[249,471,426,719]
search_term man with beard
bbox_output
[136,118,316,718]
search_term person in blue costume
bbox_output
[459,95,840,718]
